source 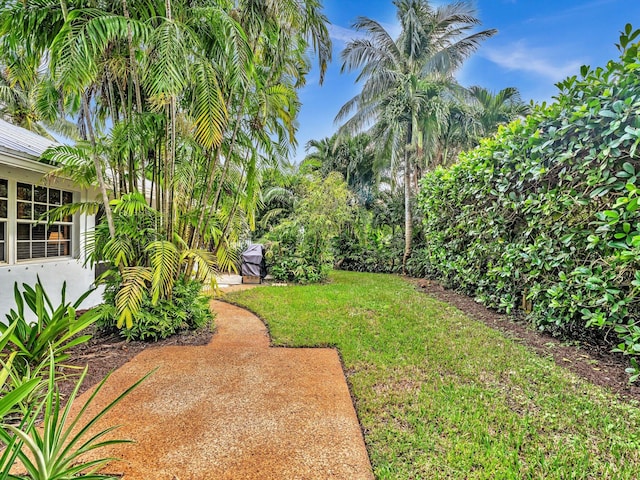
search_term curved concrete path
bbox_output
[73,300,374,479]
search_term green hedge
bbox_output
[417,25,640,379]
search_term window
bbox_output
[0,179,6,262]
[16,182,73,261]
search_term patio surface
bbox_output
[72,297,374,479]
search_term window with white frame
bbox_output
[16,182,73,261]
[0,178,7,263]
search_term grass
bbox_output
[227,270,640,479]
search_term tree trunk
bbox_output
[82,93,116,239]
[122,0,147,199]
[402,151,412,274]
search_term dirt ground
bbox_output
[60,325,213,398]
[63,277,640,403]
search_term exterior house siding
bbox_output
[0,120,102,322]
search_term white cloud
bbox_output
[482,41,583,82]
[327,24,366,45]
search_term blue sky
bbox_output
[293,0,640,162]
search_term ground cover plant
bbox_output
[417,25,640,378]
[228,271,640,479]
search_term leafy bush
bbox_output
[90,192,219,329]
[0,324,40,424]
[335,225,404,274]
[265,221,330,284]
[417,25,640,377]
[0,278,99,381]
[1,285,146,479]
[333,190,419,275]
[98,276,213,341]
[264,172,353,283]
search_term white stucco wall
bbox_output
[0,260,103,321]
[0,151,104,323]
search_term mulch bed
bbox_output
[412,278,640,402]
[60,326,214,398]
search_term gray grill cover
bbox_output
[241,244,266,277]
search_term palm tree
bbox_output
[468,85,531,137]
[0,0,332,323]
[337,0,496,272]
[303,133,376,206]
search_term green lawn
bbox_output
[227,270,640,479]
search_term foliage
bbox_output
[0,355,151,480]
[263,172,353,283]
[98,276,213,341]
[334,191,404,274]
[88,193,218,329]
[301,133,377,206]
[417,25,640,377]
[1,0,333,334]
[229,270,640,479]
[0,282,145,479]
[0,278,99,381]
[0,323,40,424]
[336,0,498,271]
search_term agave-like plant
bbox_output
[0,323,41,422]
[0,355,152,480]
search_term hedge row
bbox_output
[417,26,640,378]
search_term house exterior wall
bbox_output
[0,153,103,323]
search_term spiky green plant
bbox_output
[1,279,99,382]
[0,354,152,480]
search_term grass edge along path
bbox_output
[227,270,640,479]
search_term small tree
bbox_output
[264,172,353,283]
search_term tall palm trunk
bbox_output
[402,147,412,274]
[82,92,116,239]
[121,0,146,199]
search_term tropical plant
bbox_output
[85,193,218,328]
[302,133,377,206]
[336,0,497,272]
[0,0,333,333]
[0,323,40,424]
[467,85,531,138]
[1,278,99,381]
[98,276,213,341]
[264,172,353,283]
[0,355,151,480]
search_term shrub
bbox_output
[333,189,425,276]
[98,276,213,341]
[0,355,150,479]
[417,25,640,378]
[1,287,147,479]
[0,278,99,382]
[263,172,353,283]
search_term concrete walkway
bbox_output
[73,300,374,479]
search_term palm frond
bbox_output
[192,59,227,149]
[116,266,152,329]
[146,240,179,304]
[104,236,135,268]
